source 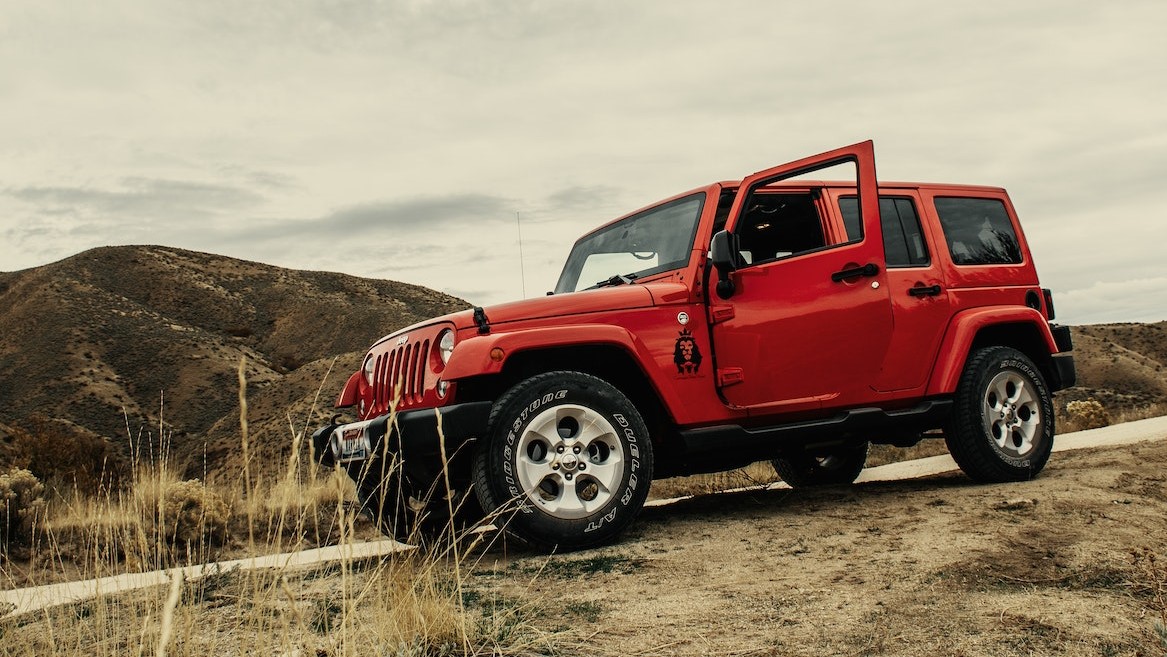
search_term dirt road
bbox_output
[473,417,1167,656]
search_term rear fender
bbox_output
[926,306,1059,396]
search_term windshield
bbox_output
[554,193,706,294]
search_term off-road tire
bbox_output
[771,442,869,488]
[945,346,1054,482]
[472,371,653,552]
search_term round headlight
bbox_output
[362,354,375,384]
[438,329,455,365]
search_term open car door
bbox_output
[707,140,893,415]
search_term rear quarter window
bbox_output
[934,197,1022,265]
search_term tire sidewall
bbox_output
[485,374,651,548]
[970,352,1054,471]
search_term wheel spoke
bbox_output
[526,412,561,444]
[539,475,586,515]
[517,454,556,480]
[576,414,614,448]
[586,460,622,490]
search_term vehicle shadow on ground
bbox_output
[636,470,980,526]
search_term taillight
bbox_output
[1042,288,1056,321]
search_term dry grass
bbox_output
[1,362,567,657]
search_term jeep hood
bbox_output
[458,285,657,328]
[370,283,685,349]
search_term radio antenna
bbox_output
[516,211,528,299]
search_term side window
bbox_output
[735,192,827,266]
[934,197,1022,265]
[838,196,930,267]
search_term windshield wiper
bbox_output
[594,273,639,288]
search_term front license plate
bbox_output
[334,424,372,463]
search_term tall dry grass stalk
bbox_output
[1,359,566,657]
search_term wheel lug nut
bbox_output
[552,463,559,470]
[556,446,565,454]
[565,473,573,481]
[573,446,581,454]
[578,463,586,470]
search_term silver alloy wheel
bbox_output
[982,370,1044,458]
[515,404,625,519]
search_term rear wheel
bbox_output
[473,371,653,552]
[771,442,869,488]
[945,346,1054,482]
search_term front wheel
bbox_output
[771,442,869,488]
[472,371,653,552]
[945,346,1054,482]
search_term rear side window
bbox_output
[934,197,1022,265]
[838,196,930,267]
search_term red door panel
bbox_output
[708,141,893,415]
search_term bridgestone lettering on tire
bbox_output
[945,346,1054,482]
[473,371,653,551]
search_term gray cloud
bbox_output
[7,178,263,220]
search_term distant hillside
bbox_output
[0,246,469,479]
[1059,322,1167,414]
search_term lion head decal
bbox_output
[673,329,703,376]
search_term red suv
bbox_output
[312,141,1075,551]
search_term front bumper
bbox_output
[312,401,492,486]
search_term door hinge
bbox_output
[717,367,744,387]
[710,307,735,324]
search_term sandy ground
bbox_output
[470,419,1167,656]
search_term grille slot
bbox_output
[370,338,432,413]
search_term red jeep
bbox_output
[312,141,1075,551]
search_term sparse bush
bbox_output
[1,468,45,555]
[8,417,126,494]
[158,479,230,547]
[1065,398,1112,431]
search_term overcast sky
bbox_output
[2,1,1165,324]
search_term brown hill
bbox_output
[0,246,468,480]
[1060,322,1167,415]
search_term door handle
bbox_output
[831,263,880,282]
[908,284,942,297]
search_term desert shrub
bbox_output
[1,467,46,554]
[9,417,127,494]
[1065,398,1112,431]
[157,479,230,548]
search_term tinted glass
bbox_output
[555,194,705,293]
[734,192,826,266]
[934,197,1022,265]
[838,196,930,267]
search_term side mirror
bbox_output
[709,230,738,299]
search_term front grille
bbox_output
[370,337,431,414]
